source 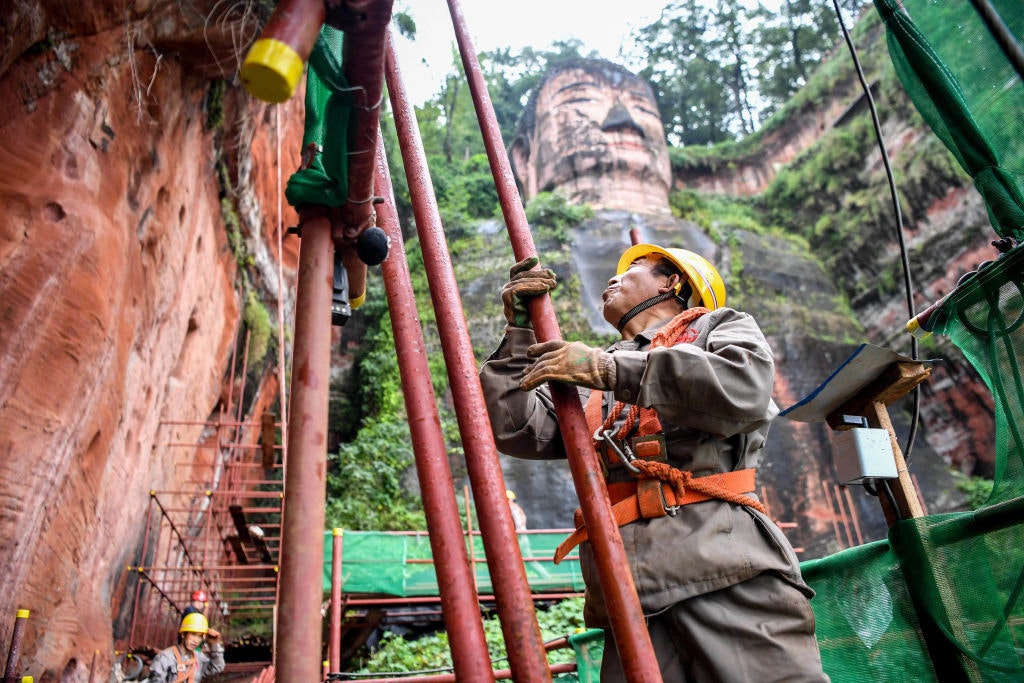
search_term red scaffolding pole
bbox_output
[444,0,661,679]
[383,31,552,683]
[373,139,498,682]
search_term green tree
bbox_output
[635,0,735,145]
[751,0,865,119]
[634,0,870,143]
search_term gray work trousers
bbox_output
[600,571,830,682]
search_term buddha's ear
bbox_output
[509,136,530,191]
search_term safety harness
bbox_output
[554,307,767,564]
[170,645,197,683]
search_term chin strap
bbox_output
[615,291,687,333]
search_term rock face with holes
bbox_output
[0,1,302,678]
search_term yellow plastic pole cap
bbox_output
[241,38,304,103]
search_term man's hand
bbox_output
[206,628,221,643]
[501,256,557,328]
[520,340,616,391]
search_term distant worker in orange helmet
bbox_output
[182,590,208,619]
[148,612,225,682]
[480,245,827,681]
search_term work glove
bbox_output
[501,256,557,328]
[206,628,223,652]
[520,340,616,391]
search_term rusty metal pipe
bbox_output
[328,528,343,673]
[241,0,327,103]
[373,138,497,682]
[276,213,334,682]
[445,1,660,679]
[3,609,29,683]
[332,0,395,310]
[385,34,550,682]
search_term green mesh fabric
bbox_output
[803,245,1024,680]
[801,541,938,681]
[873,0,1024,241]
[798,6,1024,678]
[284,24,354,209]
[321,530,586,596]
[550,629,604,683]
[928,244,1024,506]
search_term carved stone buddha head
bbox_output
[510,59,672,213]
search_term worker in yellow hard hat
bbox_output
[506,490,528,531]
[480,245,826,681]
[147,612,225,682]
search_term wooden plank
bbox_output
[260,412,277,470]
[826,362,931,430]
[227,535,249,564]
[229,504,252,543]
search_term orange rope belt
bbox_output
[553,468,764,564]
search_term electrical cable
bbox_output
[878,478,905,521]
[969,0,1024,82]
[832,0,921,463]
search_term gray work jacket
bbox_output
[147,644,225,683]
[479,307,811,626]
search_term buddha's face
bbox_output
[512,64,672,211]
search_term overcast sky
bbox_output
[389,0,671,105]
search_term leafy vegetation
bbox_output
[325,276,428,531]
[632,0,869,145]
[525,192,595,244]
[352,597,588,674]
[951,472,995,511]
[242,289,272,367]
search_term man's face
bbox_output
[182,631,204,651]
[601,256,667,327]
[523,65,671,206]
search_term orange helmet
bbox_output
[191,590,208,602]
[617,244,726,310]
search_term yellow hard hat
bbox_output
[179,612,209,635]
[506,490,516,501]
[617,244,726,309]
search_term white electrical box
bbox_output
[833,428,898,485]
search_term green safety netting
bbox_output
[552,629,604,683]
[874,0,1024,241]
[802,242,1024,682]
[798,3,1024,680]
[321,530,586,596]
[284,24,355,209]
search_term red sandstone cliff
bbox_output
[0,1,302,677]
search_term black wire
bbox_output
[832,0,920,463]
[878,478,905,521]
[969,0,1024,83]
